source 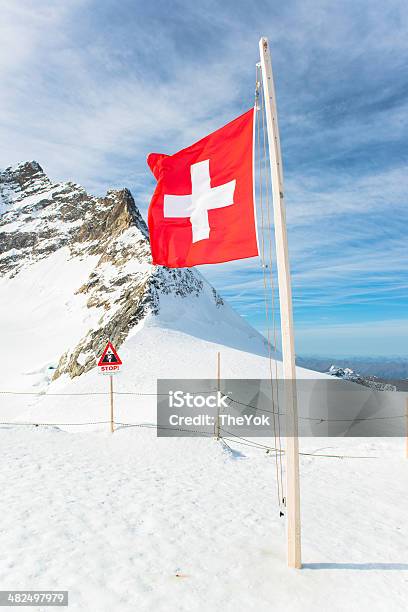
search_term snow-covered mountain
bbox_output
[327,365,397,392]
[299,355,408,380]
[0,161,272,405]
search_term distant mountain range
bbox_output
[298,355,408,391]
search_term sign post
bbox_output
[215,351,221,439]
[109,374,114,434]
[98,341,122,433]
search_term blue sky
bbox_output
[1,0,407,357]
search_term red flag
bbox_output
[147,109,258,268]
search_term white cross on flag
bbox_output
[147,109,258,267]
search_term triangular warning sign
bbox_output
[98,341,122,366]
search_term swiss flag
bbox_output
[147,109,258,267]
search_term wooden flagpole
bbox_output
[259,36,302,569]
[110,374,114,433]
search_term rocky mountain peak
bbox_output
[0,161,51,208]
[0,162,149,277]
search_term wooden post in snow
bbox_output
[110,375,114,433]
[259,36,302,569]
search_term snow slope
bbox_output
[1,278,407,612]
[0,428,407,612]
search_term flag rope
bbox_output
[255,65,285,513]
[259,67,286,505]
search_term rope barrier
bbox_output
[0,390,214,396]
[0,421,111,426]
[222,396,407,423]
[0,420,380,459]
[0,391,110,396]
[0,388,405,423]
